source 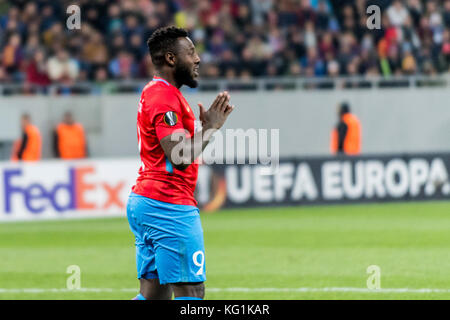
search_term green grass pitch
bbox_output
[1,201,450,300]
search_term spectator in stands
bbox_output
[25,48,50,89]
[81,31,109,73]
[2,33,23,81]
[388,0,410,27]
[0,66,8,82]
[0,0,449,87]
[442,29,450,68]
[330,102,361,156]
[11,113,41,162]
[47,48,79,83]
[53,111,87,159]
[42,22,65,50]
[444,0,450,28]
[402,49,418,74]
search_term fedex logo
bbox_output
[3,166,125,214]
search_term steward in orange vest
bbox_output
[53,112,87,159]
[13,114,42,161]
[330,102,361,155]
[10,139,20,161]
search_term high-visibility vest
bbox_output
[330,113,361,155]
[10,139,20,161]
[56,123,86,159]
[21,124,42,161]
[330,128,338,154]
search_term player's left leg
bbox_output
[151,203,207,300]
[129,193,207,300]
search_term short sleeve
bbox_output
[154,111,186,141]
[142,87,187,141]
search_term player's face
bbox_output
[174,37,201,88]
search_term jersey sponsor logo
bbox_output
[164,111,178,126]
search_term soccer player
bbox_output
[127,26,234,300]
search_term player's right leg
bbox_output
[137,278,172,300]
[127,192,173,300]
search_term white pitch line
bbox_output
[0,287,450,294]
[209,287,450,293]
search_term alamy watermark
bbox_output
[169,128,280,174]
[66,265,81,290]
[66,5,81,30]
[366,5,381,30]
[66,4,382,32]
[366,265,381,290]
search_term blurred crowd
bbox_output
[0,0,450,87]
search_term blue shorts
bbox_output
[126,192,206,285]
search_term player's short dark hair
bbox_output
[147,26,189,67]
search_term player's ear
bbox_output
[165,51,176,68]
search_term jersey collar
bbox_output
[152,76,180,92]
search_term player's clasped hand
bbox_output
[198,91,235,130]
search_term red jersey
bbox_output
[132,77,199,206]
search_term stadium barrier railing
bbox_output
[0,75,449,96]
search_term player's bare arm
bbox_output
[160,91,234,170]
